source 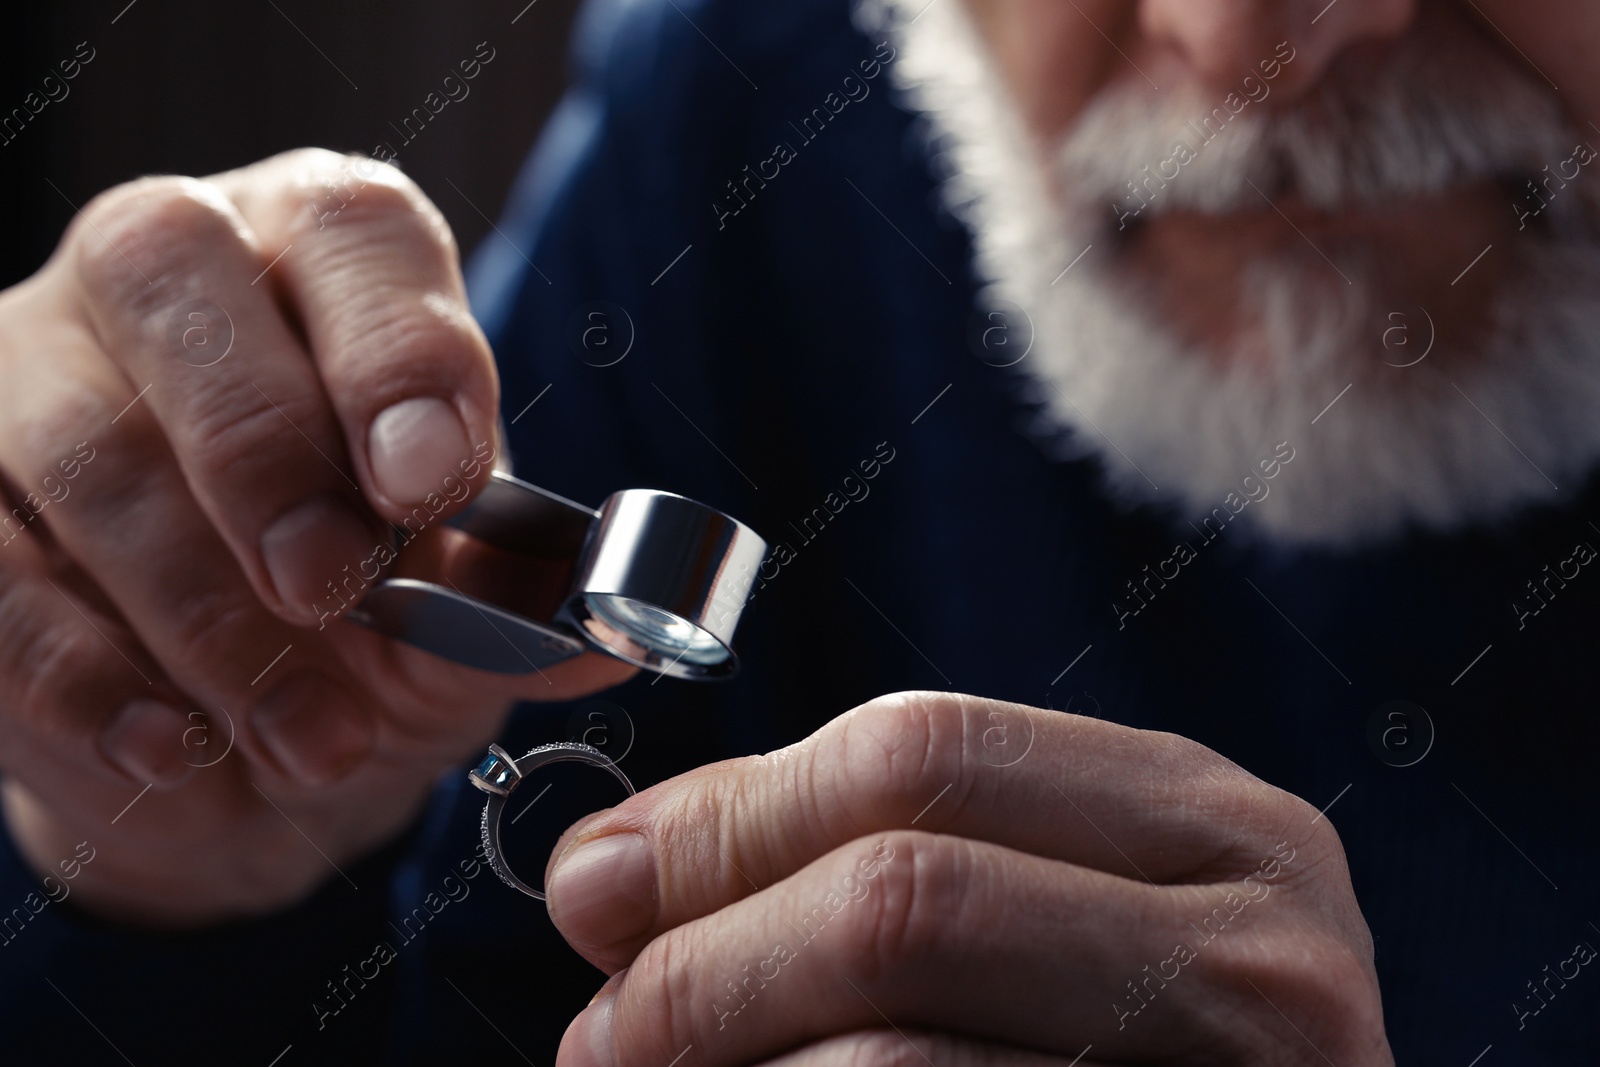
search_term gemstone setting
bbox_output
[469,744,520,796]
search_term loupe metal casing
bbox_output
[351,471,767,680]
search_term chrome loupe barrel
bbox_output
[565,490,767,678]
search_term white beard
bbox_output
[858,0,1600,547]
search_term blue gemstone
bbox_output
[475,753,514,788]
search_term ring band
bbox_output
[469,742,637,900]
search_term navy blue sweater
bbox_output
[5,0,1599,1062]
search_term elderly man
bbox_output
[1,0,1595,1062]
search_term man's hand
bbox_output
[0,149,633,928]
[543,692,1392,1065]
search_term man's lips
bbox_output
[1117,178,1516,245]
[1101,178,1523,362]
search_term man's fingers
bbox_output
[215,149,501,520]
[62,175,394,627]
[753,1029,1098,1067]
[555,832,1355,1067]
[0,542,195,794]
[544,691,1303,968]
[0,335,378,786]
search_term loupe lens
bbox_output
[581,593,730,667]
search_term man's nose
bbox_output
[1138,0,1417,97]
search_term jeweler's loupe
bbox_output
[351,470,767,680]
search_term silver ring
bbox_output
[468,742,636,900]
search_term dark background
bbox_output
[0,0,585,288]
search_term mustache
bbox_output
[1054,34,1581,220]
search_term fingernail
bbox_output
[252,670,374,785]
[261,495,385,623]
[368,397,471,506]
[547,832,658,951]
[557,989,615,1067]
[98,700,198,789]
